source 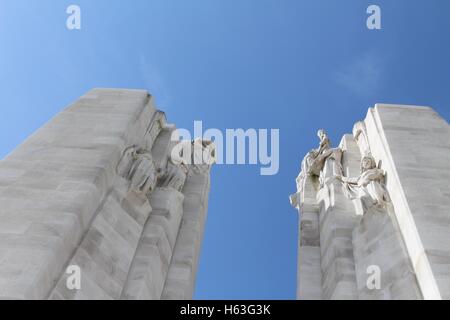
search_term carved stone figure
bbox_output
[192,139,216,174]
[117,146,160,194]
[159,155,189,192]
[160,138,216,192]
[294,149,317,198]
[335,155,390,212]
[353,121,371,156]
[159,140,190,192]
[299,129,343,188]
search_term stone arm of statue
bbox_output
[317,138,330,155]
[333,175,358,185]
[335,168,386,187]
[358,168,385,187]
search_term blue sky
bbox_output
[1,0,449,299]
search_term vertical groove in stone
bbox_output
[161,168,212,300]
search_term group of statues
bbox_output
[301,129,343,185]
[117,123,389,214]
[116,138,216,197]
[116,146,161,194]
[301,129,390,213]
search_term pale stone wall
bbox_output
[293,176,322,300]
[315,136,360,300]
[364,105,450,299]
[291,104,449,300]
[162,168,211,299]
[0,88,214,300]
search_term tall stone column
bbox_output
[291,132,359,299]
[161,165,213,299]
[362,105,450,299]
[0,88,215,300]
[291,104,450,300]
[290,175,321,300]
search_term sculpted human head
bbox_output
[317,129,327,140]
[361,155,376,172]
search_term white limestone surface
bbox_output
[0,88,214,300]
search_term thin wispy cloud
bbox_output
[138,53,171,109]
[334,53,384,97]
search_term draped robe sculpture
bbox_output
[116,146,160,195]
[160,138,216,191]
[299,129,343,189]
[335,155,390,214]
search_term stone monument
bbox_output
[0,88,215,300]
[290,104,450,300]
